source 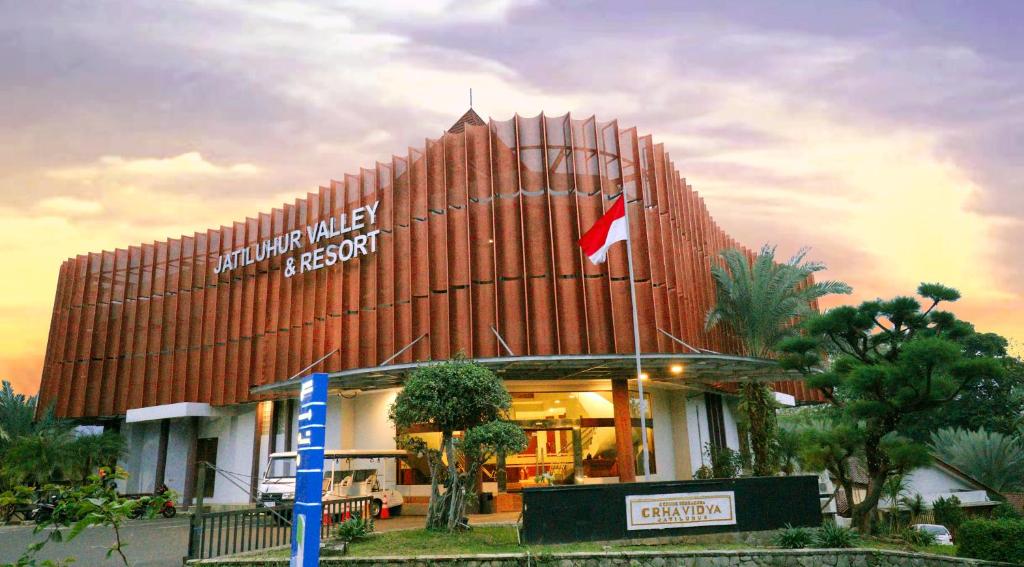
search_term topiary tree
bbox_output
[389,359,526,531]
[779,283,1004,532]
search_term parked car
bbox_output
[911,523,953,545]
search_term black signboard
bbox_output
[520,476,822,544]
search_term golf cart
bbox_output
[259,449,406,518]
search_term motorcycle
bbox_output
[31,492,63,523]
[129,484,177,519]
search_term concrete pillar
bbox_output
[612,378,636,482]
[154,419,170,492]
[249,402,268,503]
[182,417,199,507]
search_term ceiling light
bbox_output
[670,364,684,375]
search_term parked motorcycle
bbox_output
[128,484,177,519]
[31,492,63,523]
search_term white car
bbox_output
[259,449,406,518]
[912,523,954,545]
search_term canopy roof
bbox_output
[251,353,803,395]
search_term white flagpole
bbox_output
[619,191,650,481]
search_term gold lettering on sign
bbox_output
[625,492,737,530]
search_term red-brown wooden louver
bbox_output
[36,112,821,418]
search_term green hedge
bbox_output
[957,517,1024,563]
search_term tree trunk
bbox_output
[853,472,887,533]
[742,383,778,477]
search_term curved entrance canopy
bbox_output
[250,353,803,395]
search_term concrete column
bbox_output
[611,378,636,482]
[249,402,267,503]
[284,399,295,451]
[181,417,199,507]
[154,419,170,491]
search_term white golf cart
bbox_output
[259,449,406,518]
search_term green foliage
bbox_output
[705,245,850,477]
[390,359,524,531]
[900,340,1023,442]
[929,427,1024,492]
[702,443,741,478]
[460,420,527,464]
[901,493,925,524]
[65,432,125,483]
[991,501,1022,519]
[778,282,1002,531]
[705,245,851,359]
[335,513,374,542]
[881,474,909,532]
[772,524,814,549]
[775,426,801,475]
[957,518,1024,563]
[389,359,511,433]
[10,467,151,567]
[813,521,859,548]
[932,495,965,535]
[0,381,104,491]
[899,526,936,547]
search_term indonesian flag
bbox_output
[579,196,627,265]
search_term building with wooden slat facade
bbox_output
[36,110,820,507]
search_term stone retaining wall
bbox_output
[188,549,1011,566]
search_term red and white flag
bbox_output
[579,196,627,265]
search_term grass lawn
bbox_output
[255,525,958,559]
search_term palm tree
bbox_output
[930,427,1024,492]
[882,474,909,532]
[902,493,926,525]
[67,432,126,482]
[0,380,75,489]
[706,245,851,476]
[0,381,37,450]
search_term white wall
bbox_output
[668,390,692,480]
[163,420,193,497]
[350,389,399,451]
[650,390,675,481]
[722,397,741,452]
[879,465,992,508]
[118,421,159,494]
[197,406,256,505]
[685,394,710,473]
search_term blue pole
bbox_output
[290,372,327,567]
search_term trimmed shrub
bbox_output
[814,521,859,548]
[957,518,1024,564]
[773,524,815,549]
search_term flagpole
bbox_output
[619,191,650,481]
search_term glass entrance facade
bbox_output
[397,389,655,489]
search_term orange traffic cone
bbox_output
[379,494,390,520]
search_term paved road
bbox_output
[0,517,190,567]
[0,512,519,566]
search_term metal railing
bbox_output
[187,495,372,560]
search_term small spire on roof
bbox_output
[447,108,486,133]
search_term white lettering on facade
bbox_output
[213,200,381,278]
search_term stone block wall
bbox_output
[188,549,1012,566]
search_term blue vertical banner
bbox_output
[290,372,327,567]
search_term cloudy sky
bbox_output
[2,1,1022,394]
